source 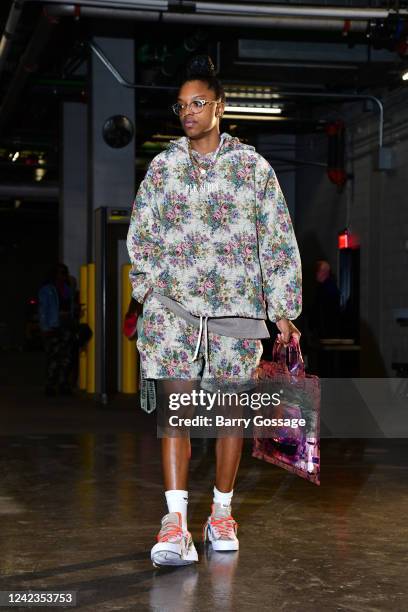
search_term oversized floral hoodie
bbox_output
[126,132,302,323]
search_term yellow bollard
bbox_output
[79,265,88,391]
[121,264,138,393]
[86,263,96,394]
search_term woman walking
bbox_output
[126,55,302,567]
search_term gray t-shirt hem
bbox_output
[152,292,270,339]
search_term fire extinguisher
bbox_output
[326,120,347,187]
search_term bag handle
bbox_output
[272,335,305,377]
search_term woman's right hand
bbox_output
[276,318,301,346]
[123,312,139,340]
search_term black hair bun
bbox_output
[186,55,215,78]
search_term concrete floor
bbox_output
[1,352,408,611]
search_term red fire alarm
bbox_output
[338,228,359,249]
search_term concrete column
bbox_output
[89,36,135,259]
[88,37,135,400]
[61,101,88,282]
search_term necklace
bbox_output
[188,137,220,189]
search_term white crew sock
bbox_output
[165,489,188,531]
[213,485,233,509]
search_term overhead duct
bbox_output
[30,1,408,21]
[2,0,406,87]
[43,4,368,32]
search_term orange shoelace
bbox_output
[211,516,237,539]
[157,522,184,543]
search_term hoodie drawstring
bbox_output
[192,316,203,361]
[192,315,210,374]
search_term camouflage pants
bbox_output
[43,327,76,387]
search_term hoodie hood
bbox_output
[167,132,255,157]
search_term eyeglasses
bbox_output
[171,99,220,116]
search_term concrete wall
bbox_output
[256,133,296,220]
[296,88,408,376]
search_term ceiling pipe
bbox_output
[0,183,59,201]
[32,0,408,21]
[44,4,368,32]
[197,2,407,20]
[276,91,384,148]
[0,0,26,74]
[90,40,385,148]
[90,41,178,90]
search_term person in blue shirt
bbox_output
[38,263,77,396]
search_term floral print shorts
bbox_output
[136,292,264,389]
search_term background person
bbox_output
[310,259,341,339]
[38,263,77,396]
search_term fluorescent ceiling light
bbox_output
[224,105,282,114]
[225,88,282,100]
[402,71,408,81]
[225,91,278,99]
[223,113,287,121]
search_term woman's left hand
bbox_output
[276,318,301,346]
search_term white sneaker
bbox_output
[203,503,239,551]
[151,511,198,567]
